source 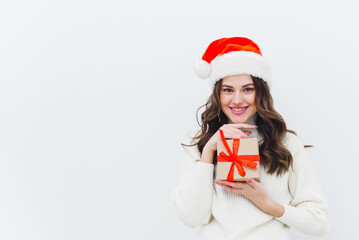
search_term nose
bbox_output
[232,92,243,105]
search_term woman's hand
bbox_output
[215,178,274,213]
[204,123,257,153]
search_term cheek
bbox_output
[248,95,257,112]
[248,93,256,105]
[220,95,231,106]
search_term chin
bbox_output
[228,116,247,124]
[232,119,247,124]
[228,112,256,124]
[224,107,257,124]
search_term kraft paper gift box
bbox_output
[216,130,261,182]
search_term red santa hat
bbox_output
[194,37,272,88]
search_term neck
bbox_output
[227,113,257,125]
[227,113,261,140]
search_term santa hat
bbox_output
[194,37,272,88]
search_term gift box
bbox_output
[216,129,261,182]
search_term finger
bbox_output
[233,129,253,138]
[243,131,252,136]
[220,181,245,189]
[216,181,232,188]
[227,181,252,191]
[226,125,253,136]
[221,127,250,139]
[240,135,251,139]
[229,124,257,129]
[220,126,238,136]
[246,178,258,189]
[219,184,239,193]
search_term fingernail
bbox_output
[246,178,253,183]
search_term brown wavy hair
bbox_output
[183,76,313,176]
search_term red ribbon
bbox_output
[217,129,260,181]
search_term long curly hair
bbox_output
[183,76,312,176]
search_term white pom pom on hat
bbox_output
[194,37,272,88]
[194,59,212,79]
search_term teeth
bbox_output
[232,108,246,111]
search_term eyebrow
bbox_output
[222,83,254,88]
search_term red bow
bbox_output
[217,129,260,181]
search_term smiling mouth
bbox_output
[229,106,249,112]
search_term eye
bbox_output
[243,87,254,93]
[223,88,233,93]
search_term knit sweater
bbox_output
[172,116,330,240]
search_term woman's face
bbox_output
[220,74,257,124]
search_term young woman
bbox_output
[172,37,330,239]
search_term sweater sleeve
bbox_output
[275,134,331,236]
[171,135,215,228]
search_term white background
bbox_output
[1,0,358,239]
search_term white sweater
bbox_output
[172,120,330,240]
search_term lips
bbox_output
[229,106,248,115]
[229,106,249,111]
